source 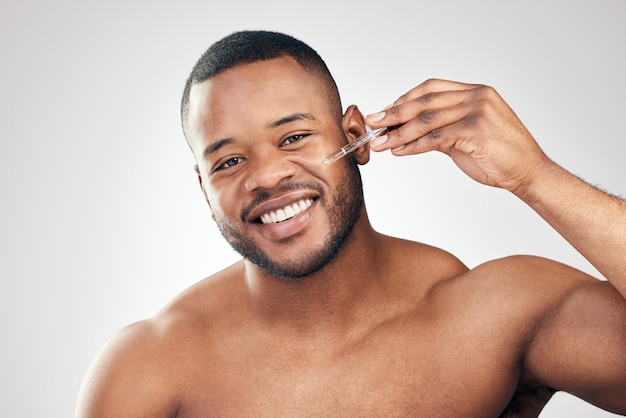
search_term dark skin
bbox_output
[76,57,626,417]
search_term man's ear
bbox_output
[341,104,370,165]
[195,165,215,220]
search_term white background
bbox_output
[1,0,625,416]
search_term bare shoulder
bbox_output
[466,255,624,328]
[159,260,246,319]
[384,236,604,327]
[435,255,597,305]
[507,256,626,412]
[383,234,469,282]
[427,255,601,338]
[454,255,626,413]
[75,317,179,417]
[383,237,595,313]
[76,261,246,417]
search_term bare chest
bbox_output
[170,323,527,417]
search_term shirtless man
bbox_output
[76,30,626,417]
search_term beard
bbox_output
[213,159,364,280]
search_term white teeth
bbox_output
[259,198,313,224]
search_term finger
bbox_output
[366,84,482,130]
[393,78,482,106]
[369,91,474,152]
[366,79,482,126]
[390,124,458,157]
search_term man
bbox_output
[76,30,626,417]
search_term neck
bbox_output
[243,214,389,336]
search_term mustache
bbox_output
[240,182,324,221]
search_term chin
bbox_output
[245,236,346,281]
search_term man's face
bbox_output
[187,56,365,280]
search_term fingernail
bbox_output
[367,111,385,123]
[370,135,388,148]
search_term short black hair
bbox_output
[180,30,342,144]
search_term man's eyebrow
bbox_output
[267,113,318,129]
[203,113,318,157]
[204,138,234,157]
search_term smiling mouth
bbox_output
[258,198,314,224]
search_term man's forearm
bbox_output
[518,160,626,297]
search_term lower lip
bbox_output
[255,201,316,241]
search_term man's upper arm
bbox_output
[75,320,176,418]
[525,280,626,414]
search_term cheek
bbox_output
[291,131,346,167]
[290,146,340,179]
[316,134,347,163]
[299,155,350,186]
[205,185,234,218]
[301,130,351,173]
[207,180,257,226]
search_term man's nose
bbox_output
[244,150,297,192]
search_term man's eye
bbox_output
[281,134,309,146]
[216,157,244,170]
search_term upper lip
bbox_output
[244,190,319,223]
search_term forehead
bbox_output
[187,56,331,148]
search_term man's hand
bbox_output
[366,78,626,297]
[365,78,551,196]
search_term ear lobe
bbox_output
[342,104,370,165]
